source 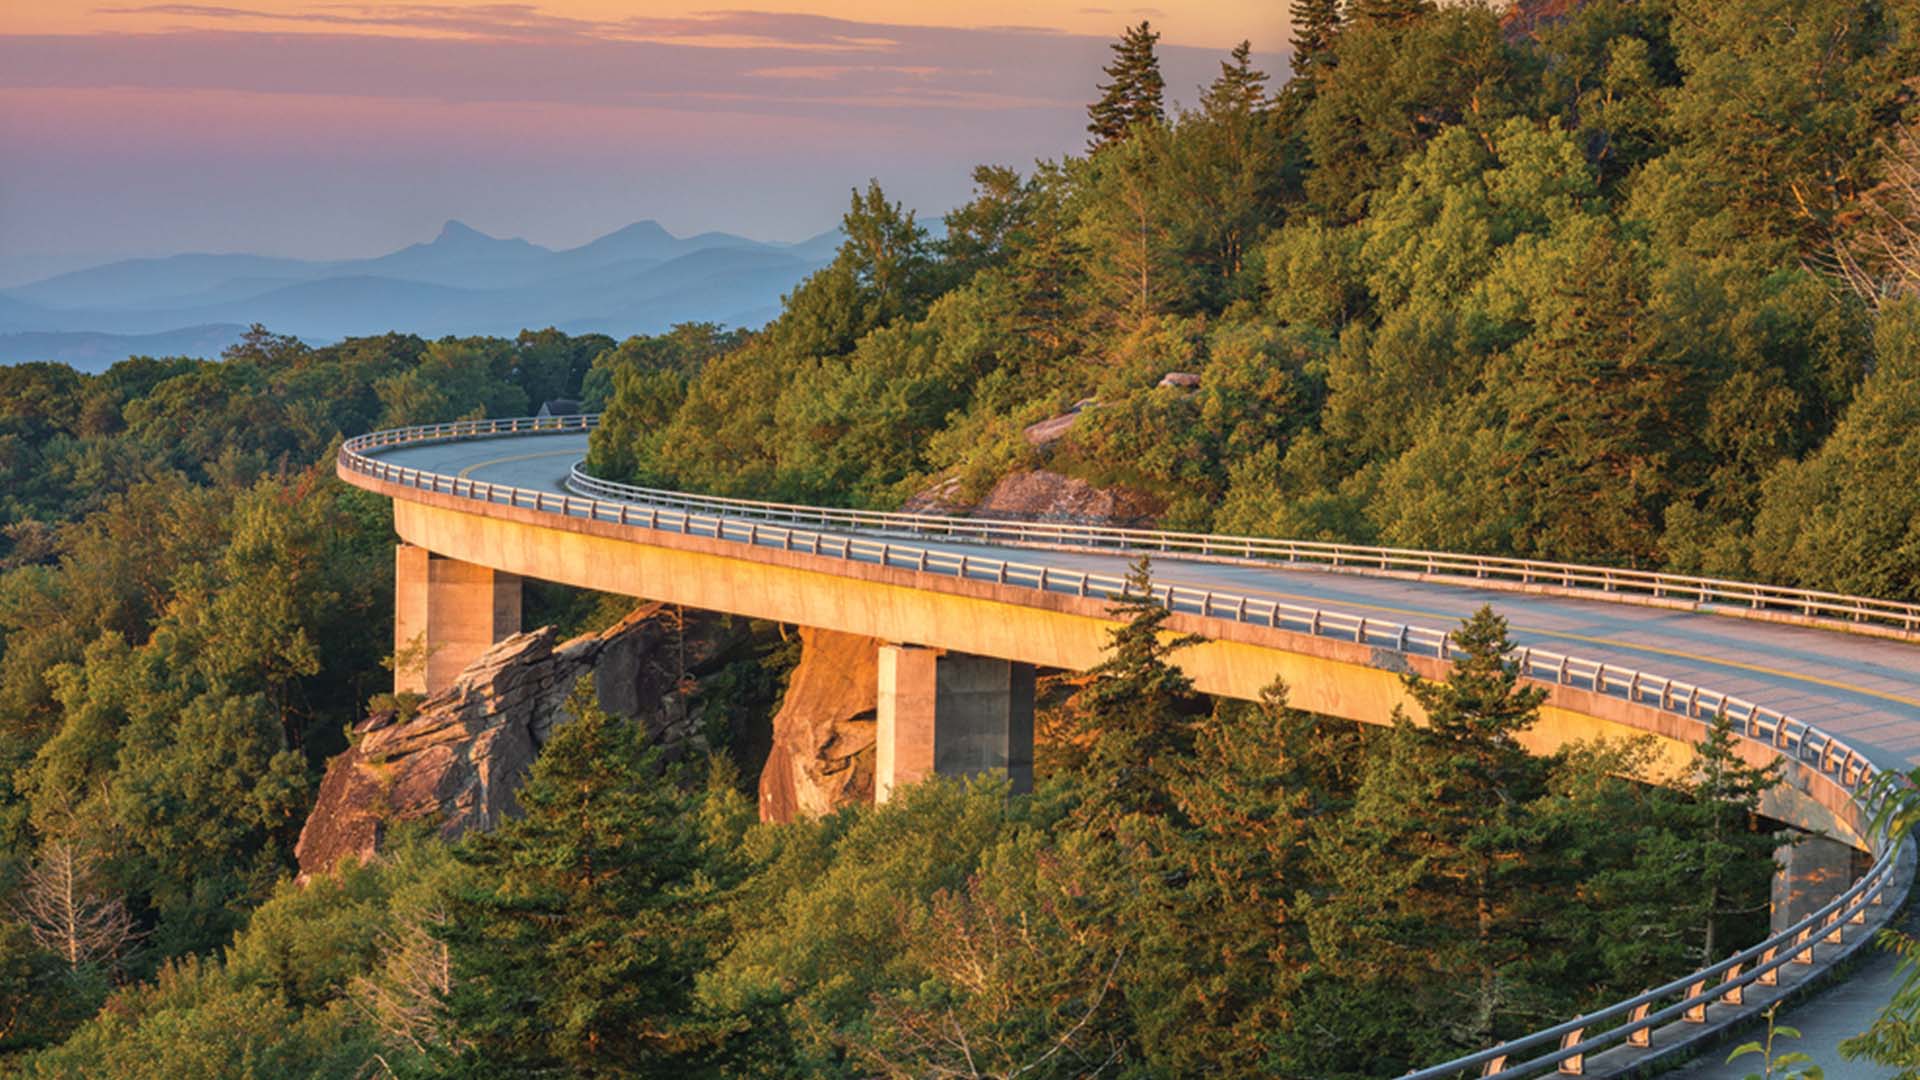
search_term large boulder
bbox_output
[295,604,741,879]
[757,626,881,823]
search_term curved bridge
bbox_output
[338,415,1920,1079]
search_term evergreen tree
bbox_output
[1200,41,1270,120]
[1681,713,1785,963]
[1087,21,1166,150]
[1286,0,1344,98]
[1068,557,1208,824]
[1140,681,1363,1072]
[438,679,723,1076]
[1307,607,1554,1056]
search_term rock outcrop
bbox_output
[968,468,1163,528]
[757,626,881,823]
[295,604,742,878]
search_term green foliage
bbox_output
[1732,1002,1826,1079]
[436,679,726,1076]
[1086,21,1166,150]
[1063,557,1208,824]
[1751,300,1920,599]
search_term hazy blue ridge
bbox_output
[0,219,845,364]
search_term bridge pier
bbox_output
[875,645,1035,803]
[1771,832,1859,935]
[393,543,521,696]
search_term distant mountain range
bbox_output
[0,220,845,369]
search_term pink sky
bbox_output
[0,3,1291,266]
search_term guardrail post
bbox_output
[1721,964,1744,1005]
[1626,1002,1652,1047]
[1683,980,1708,1022]
[1557,1029,1585,1075]
[1757,948,1778,985]
[1479,1056,1507,1077]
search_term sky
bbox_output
[0,2,1292,272]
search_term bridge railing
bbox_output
[339,415,1910,1078]
[341,414,1920,634]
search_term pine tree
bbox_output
[1087,21,1166,150]
[1069,556,1208,824]
[1200,40,1270,120]
[1142,681,1363,1071]
[1684,713,1785,963]
[1306,606,1554,1056]
[439,678,725,1075]
[1286,0,1344,98]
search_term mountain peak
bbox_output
[605,220,673,241]
[434,219,494,245]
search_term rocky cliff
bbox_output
[294,603,744,878]
[757,626,881,823]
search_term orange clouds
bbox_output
[10,1,1284,50]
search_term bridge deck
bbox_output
[373,432,1920,772]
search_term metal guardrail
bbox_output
[338,414,1908,1078]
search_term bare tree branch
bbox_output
[12,841,137,970]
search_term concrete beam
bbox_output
[371,494,1870,849]
[393,543,521,696]
[876,645,1035,803]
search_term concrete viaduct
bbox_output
[339,415,1920,1078]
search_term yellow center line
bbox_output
[1179,582,1920,711]
[456,449,583,479]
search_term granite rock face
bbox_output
[295,603,739,878]
[757,626,881,823]
[969,468,1163,528]
[901,467,1162,529]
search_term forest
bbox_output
[0,0,1917,1075]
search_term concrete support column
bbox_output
[875,645,1035,804]
[393,543,521,696]
[1770,832,1858,935]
